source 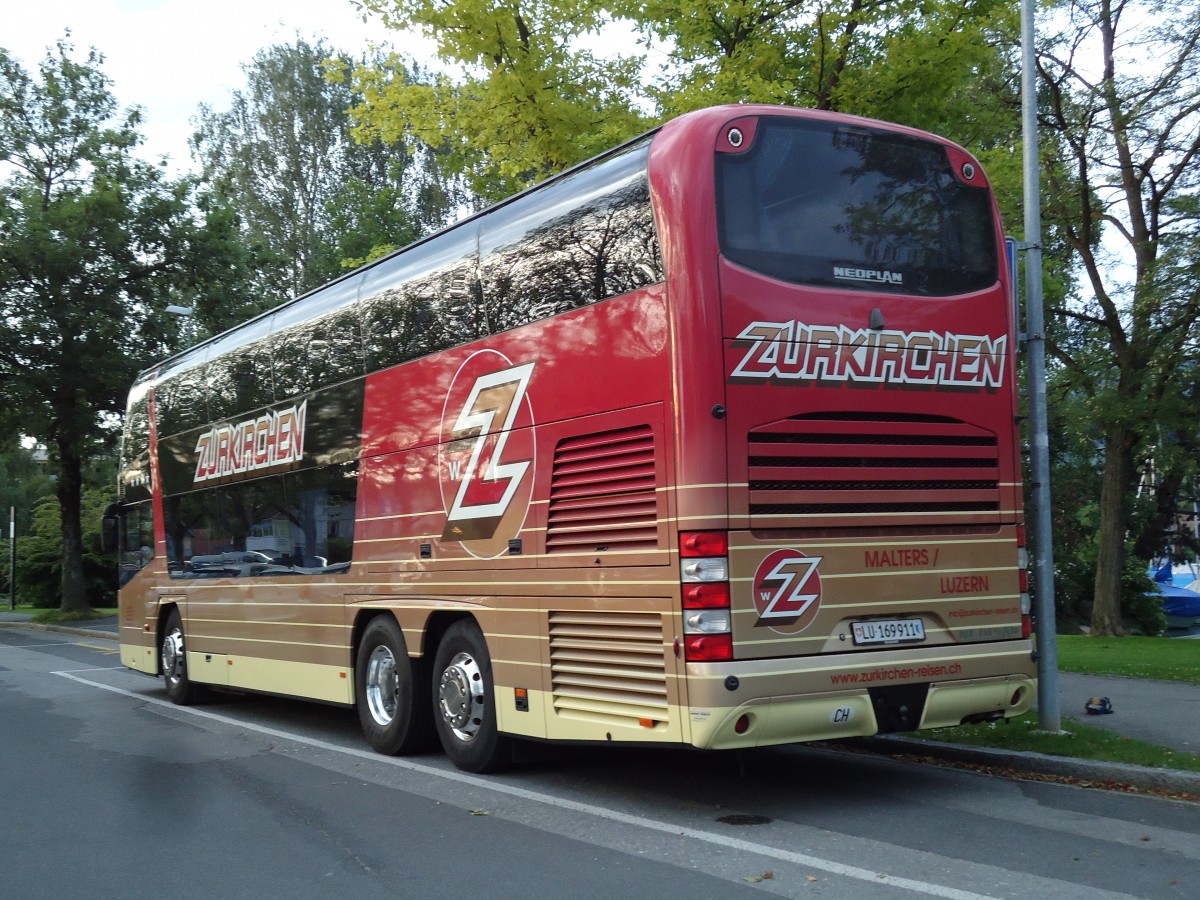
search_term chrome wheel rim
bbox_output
[438,651,484,742]
[161,628,185,686]
[364,644,399,726]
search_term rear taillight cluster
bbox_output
[1018,525,1032,638]
[680,532,732,661]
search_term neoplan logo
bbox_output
[440,355,536,556]
[752,548,824,635]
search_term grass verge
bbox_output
[1055,634,1200,684]
[915,633,1200,772]
[921,711,1200,772]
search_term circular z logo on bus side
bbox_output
[752,549,824,635]
[439,351,536,559]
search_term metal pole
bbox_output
[8,506,14,611]
[1021,0,1061,731]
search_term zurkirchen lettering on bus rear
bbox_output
[730,320,1007,389]
[193,400,307,484]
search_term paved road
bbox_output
[3,622,1199,899]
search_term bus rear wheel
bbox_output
[356,616,435,755]
[161,609,200,705]
[432,620,511,773]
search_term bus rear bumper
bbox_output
[692,674,1035,750]
[686,644,1037,750]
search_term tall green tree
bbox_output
[0,438,54,537]
[191,37,459,307]
[348,1,652,201]
[349,1,1021,199]
[626,0,1015,129]
[1037,0,1200,635]
[0,40,242,612]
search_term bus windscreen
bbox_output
[716,118,998,297]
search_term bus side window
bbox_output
[118,501,156,585]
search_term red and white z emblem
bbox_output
[440,353,536,556]
[752,549,824,634]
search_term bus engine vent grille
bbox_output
[547,424,659,553]
[746,412,1001,525]
[548,611,669,727]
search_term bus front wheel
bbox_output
[432,620,511,773]
[161,609,199,705]
[356,615,435,755]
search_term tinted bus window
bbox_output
[272,274,365,397]
[155,350,209,438]
[716,118,998,297]
[164,463,357,577]
[120,378,153,503]
[205,317,275,422]
[480,140,662,331]
[360,224,480,373]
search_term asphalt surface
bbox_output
[3,609,1198,796]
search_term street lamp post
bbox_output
[1021,0,1061,732]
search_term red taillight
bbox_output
[681,531,728,557]
[683,582,730,609]
[681,532,731,662]
[683,633,733,662]
[1021,614,1033,639]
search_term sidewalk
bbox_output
[1056,671,1200,756]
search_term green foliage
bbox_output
[629,0,1019,139]
[349,1,652,201]
[192,36,462,310]
[0,441,54,536]
[13,489,115,609]
[0,39,246,611]
[1051,472,1166,635]
[1035,0,1200,634]
[347,1,1024,201]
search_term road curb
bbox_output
[848,734,1200,797]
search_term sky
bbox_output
[1,0,431,174]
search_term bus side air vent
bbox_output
[746,411,1001,528]
[547,610,670,727]
[547,425,659,554]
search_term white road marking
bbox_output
[56,670,998,900]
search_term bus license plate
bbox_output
[852,618,925,646]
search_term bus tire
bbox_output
[161,608,200,705]
[432,620,511,773]
[356,616,435,755]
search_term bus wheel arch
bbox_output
[354,613,436,755]
[432,617,511,773]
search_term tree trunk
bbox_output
[1091,430,1136,636]
[56,443,91,614]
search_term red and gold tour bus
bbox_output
[110,104,1035,773]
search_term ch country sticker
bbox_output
[752,548,824,635]
[730,320,1006,389]
[439,352,536,558]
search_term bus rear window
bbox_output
[716,118,998,297]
